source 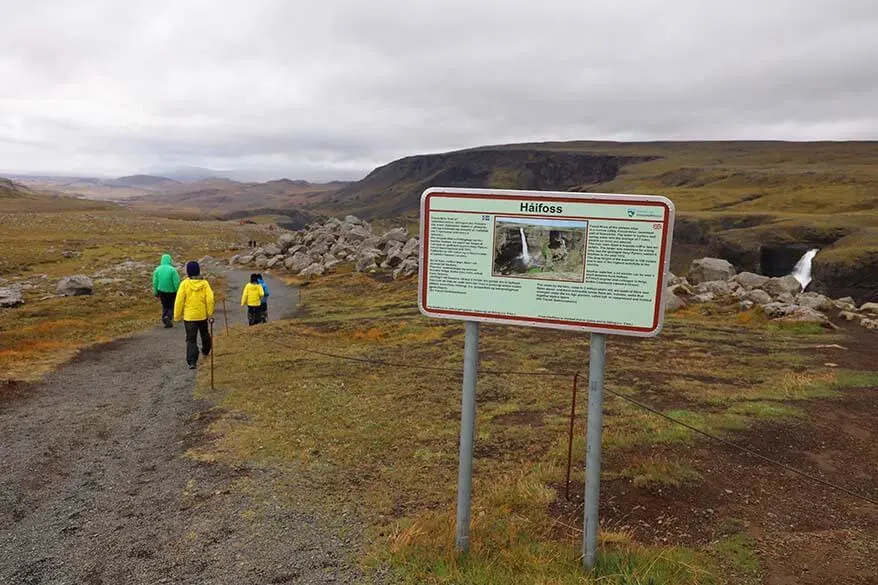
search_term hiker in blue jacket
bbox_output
[256,273,269,323]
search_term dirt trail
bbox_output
[0,269,361,585]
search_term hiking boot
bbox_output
[188,362,197,369]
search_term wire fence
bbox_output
[218,323,878,508]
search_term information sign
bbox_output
[418,188,675,336]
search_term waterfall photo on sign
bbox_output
[492,217,587,282]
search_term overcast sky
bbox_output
[1,0,877,181]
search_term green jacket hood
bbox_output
[160,254,172,266]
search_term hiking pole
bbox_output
[209,318,215,390]
[222,297,229,335]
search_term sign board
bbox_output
[418,188,675,337]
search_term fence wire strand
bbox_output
[265,332,877,507]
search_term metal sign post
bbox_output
[583,332,607,569]
[417,187,675,564]
[455,320,480,552]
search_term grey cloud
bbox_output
[1,0,876,180]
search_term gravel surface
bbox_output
[1,269,364,585]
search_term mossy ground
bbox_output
[0,209,265,381]
[194,273,877,584]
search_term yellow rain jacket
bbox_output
[241,282,265,307]
[173,277,215,321]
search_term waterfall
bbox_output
[519,228,531,264]
[791,248,819,290]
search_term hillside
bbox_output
[103,174,180,189]
[126,177,345,219]
[310,141,878,301]
[318,147,654,218]
[0,177,112,213]
[314,141,878,218]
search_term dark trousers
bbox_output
[184,320,212,366]
[247,306,262,326]
[158,292,176,325]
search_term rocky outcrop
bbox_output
[57,275,94,296]
[676,257,875,331]
[232,215,419,280]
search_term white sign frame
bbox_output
[418,187,675,337]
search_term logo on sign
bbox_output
[627,209,635,217]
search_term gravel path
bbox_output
[0,269,363,585]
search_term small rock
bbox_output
[380,227,409,244]
[284,252,311,273]
[687,258,736,285]
[401,237,420,258]
[776,292,796,304]
[346,226,371,241]
[796,292,834,312]
[859,302,878,315]
[738,300,755,311]
[665,290,686,312]
[392,258,419,279]
[262,244,282,257]
[759,302,799,319]
[0,286,24,308]
[298,263,326,278]
[265,255,285,269]
[839,311,863,323]
[670,282,694,296]
[861,318,878,330]
[743,289,772,305]
[57,275,94,296]
[355,249,382,272]
[691,292,715,304]
[695,280,733,296]
[731,272,770,290]
[278,233,298,252]
[760,275,802,298]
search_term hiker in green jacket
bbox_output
[152,254,181,328]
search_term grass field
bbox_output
[194,273,878,584]
[0,204,266,381]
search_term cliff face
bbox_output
[323,149,655,219]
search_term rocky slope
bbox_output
[318,148,654,219]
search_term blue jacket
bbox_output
[257,277,269,305]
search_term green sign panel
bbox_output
[418,188,675,336]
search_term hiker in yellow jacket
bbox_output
[241,273,265,326]
[173,261,215,369]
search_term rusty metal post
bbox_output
[209,319,215,390]
[565,372,580,500]
[222,296,229,335]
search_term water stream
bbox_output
[519,228,531,264]
[790,248,819,290]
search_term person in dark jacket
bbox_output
[152,253,181,328]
